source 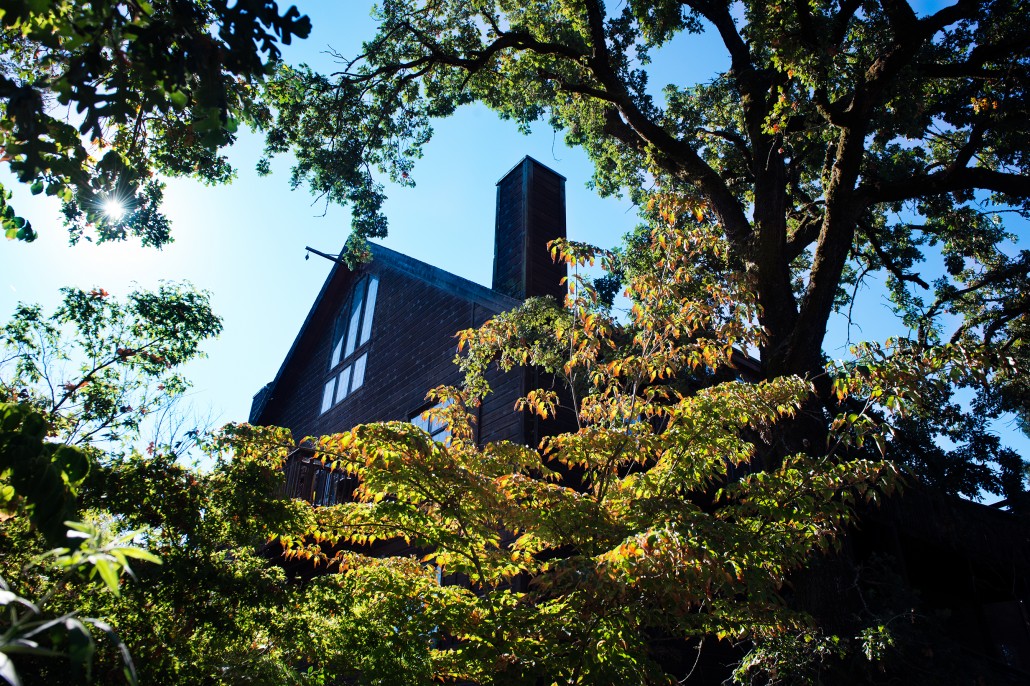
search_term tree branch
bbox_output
[685,0,754,85]
[342,23,589,84]
[830,0,864,46]
[785,184,825,260]
[581,0,753,248]
[786,213,823,261]
[924,259,1030,324]
[856,0,981,122]
[786,127,866,373]
[981,297,1030,345]
[859,223,930,289]
[696,127,753,165]
[862,166,1030,205]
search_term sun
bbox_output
[102,197,126,221]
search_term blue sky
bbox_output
[2,0,1025,462]
[0,2,659,429]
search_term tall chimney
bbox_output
[492,157,568,301]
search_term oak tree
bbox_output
[258,0,1030,499]
[266,0,1030,376]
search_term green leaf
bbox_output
[64,617,96,679]
[54,446,89,483]
[168,90,188,110]
[93,557,120,595]
[113,547,162,565]
[64,521,94,536]
[873,433,886,458]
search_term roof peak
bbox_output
[496,156,567,185]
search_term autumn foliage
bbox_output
[238,217,913,684]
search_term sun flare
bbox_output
[102,198,126,221]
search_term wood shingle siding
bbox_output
[252,157,568,455]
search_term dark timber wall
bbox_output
[255,258,525,447]
[493,157,568,301]
[254,157,572,451]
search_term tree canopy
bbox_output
[253,0,1030,500]
[262,0,1030,377]
[0,283,221,541]
[6,0,1029,412]
[0,0,309,245]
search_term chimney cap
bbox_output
[496,156,567,185]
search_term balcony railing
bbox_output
[278,450,356,506]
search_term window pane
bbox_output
[411,399,452,443]
[335,366,351,404]
[329,336,344,369]
[344,282,365,358]
[351,353,367,392]
[329,308,348,369]
[321,379,335,414]
[360,277,378,345]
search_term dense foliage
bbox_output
[258,0,1030,499]
[0,283,222,541]
[2,1,1029,683]
[3,1,1027,497]
[0,0,309,244]
[0,285,217,683]
[237,233,965,683]
[0,289,447,685]
[1,422,446,686]
[0,235,987,685]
